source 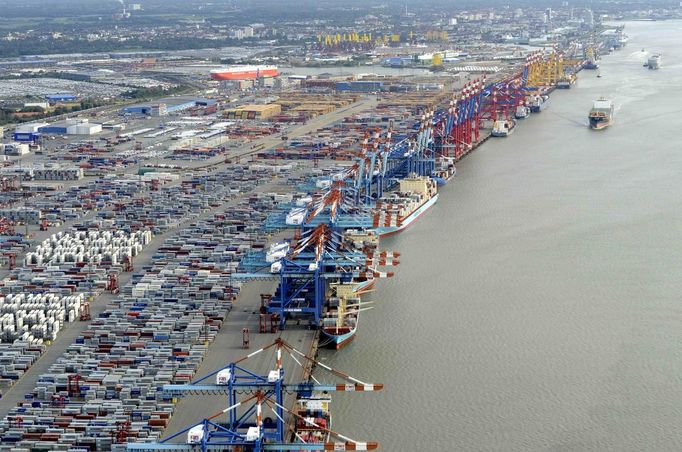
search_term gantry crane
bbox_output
[433,78,485,160]
[126,338,381,451]
[234,222,395,331]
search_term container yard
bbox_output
[0,34,607,450]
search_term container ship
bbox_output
[294,390,332,447]
[584,60,599,70]
[210,65,279,80]
[515,105,530,119]
[432,157,457,185]
[321,282,363,349]
[492,119,516,137]
[557,74,577,89]
[647,54,661,70]
[588,97,614,130]
[372,175,439,237]
[528,94,549,113]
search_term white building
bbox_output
[67,122,102,135]
[15,122,49,133]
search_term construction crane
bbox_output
[126,338,381,451]
[265,109,453,232]
[480,73,526,123]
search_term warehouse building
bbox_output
[120,97,216,116]
[12,132,41,142]
[35,119,102,136]
[223,104,282,120]
[15,123,49,134]
[1,143,30,156]
[45,94,78,103]
[335,81,384,93]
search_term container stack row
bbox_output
[0,192,281,450]
[0,228,151,388]
[0,293,86,344]
[25,230,152,267]
[96,167,274,235]
[0,164,290,449]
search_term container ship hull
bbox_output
[647,55,661,70]
[529,97,549,113]
[589,97,614,131]
[557,78,576,89]
[432,159,456,186]
[321,326,357,350]
[515,106,530,119]
[374,193,439,237]
[589,119,612,130]
[321,283,365,351]
[210,66,279,80]
[492,119,516,137]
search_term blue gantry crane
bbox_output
[234,221,394,331]
[265,224,385,330]
[125,338,381,451]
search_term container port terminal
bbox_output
[0,7,635,449]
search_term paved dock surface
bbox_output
[164,280,319,440]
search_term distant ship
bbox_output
[588,97,614,130]
[210,65,279,80]
[647,54,661,70]
[528,95,549,113]
[584,60,599,70]
[492,119,516,137]
[557,74,577,89]
[515,105,530,119]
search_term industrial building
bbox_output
[223,104,282,120]
[335,81,384,93]
[1,142,30,156]
[14,123,49,134]
[16,119,102,136]
[12,132,41,142]
[45,93,78,103]
[120,96,217,116]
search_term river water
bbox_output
[320,21,682,451]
